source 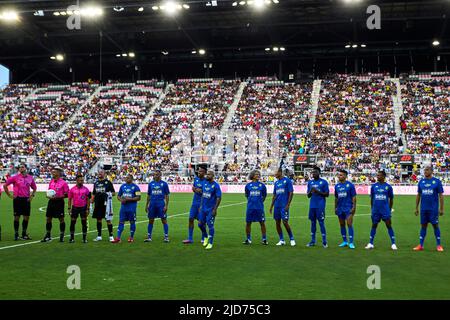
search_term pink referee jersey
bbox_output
[4,174,37,198]
[48,178,69,198]
[68,185,91,208]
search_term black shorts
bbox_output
[46,199,65,218]
[71,207,88,218]
[92,202,107,219]
[13,197,31,216]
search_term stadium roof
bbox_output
[0,0,449,83]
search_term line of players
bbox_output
[0,164,445,251]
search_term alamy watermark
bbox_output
[366,265,381,290]
[66,265,81,290]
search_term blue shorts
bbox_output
[421,210,439,225]
[274,207,289,221]
[336,210,352,221]
[309,208,325,221]
[371,211,391,224]
[198,210,215,228]
[189,203,201,220]
[148,204,167,220]
[246,209,265,223]
[119,209,137,222]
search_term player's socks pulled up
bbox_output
[147,223,154,239]
[163,223,169,238]
[340,226,347,242]
[117,222,125,239]
[419,227,427,246]
[387,227,396,245]
[369,227,377,245]
[130,222,136,239]
[348,226,354,244]
[434,227,441,246]
[188,226,194,241]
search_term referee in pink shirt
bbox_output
[41,168,69,243]
[3,164,37,241]
[68,175,91,243]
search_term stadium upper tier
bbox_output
[0,74,449,181]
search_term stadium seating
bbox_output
[400,78,450,171]
[309,74,400,173]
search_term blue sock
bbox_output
[278,231,284,241]
[163,223,169,237]
[434,226,441,246]
[387,227,395,245]
[348,226,354,244]
[310,220,317,243]
[370,227,377,244]
[209,227,215,244]
[247,233,251,241]
[420,227,427,246]
[319,220,327,244]
[287,229,294,241]
[147,223,153,238]
[262,233,267,241]
[130,223,136,238]
[198,223,207,239]
[117,222,124,239]
[188,226,194,241]
[340,226,347,242]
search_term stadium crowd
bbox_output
[309,74,401,172]
[400,79,450,172]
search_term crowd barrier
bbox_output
[25,184,450,195]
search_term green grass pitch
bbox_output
[0,192,449,300]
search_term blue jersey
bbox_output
[192,177,205,206]
[418,177,444,212]
[335,181,357,212]
[370,182,393,214]
[201,180,222,212]
[307,178,329,209]
[147,180,170,206]
[273,177,294,208]
[245,181,267,211]
[118,183,141,212]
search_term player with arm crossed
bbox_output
[198,170,222,250]
[334,169,357,249]
[3,164,37,240]
[243,170,268,245]
[306,166,329,248]
[68,175,91,243]
[145,170,170,243]
[365,170,397,250]
[183,167,206,244]
[112,175,141,243]
[41,168,69,243]
[413,166,445,252]
[269,168,295,246]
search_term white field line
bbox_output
[0,201,247,251]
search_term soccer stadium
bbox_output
[0,0,450,306]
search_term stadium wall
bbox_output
[28,184,450,195]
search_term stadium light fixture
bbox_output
[280,47,286,51]
[265,47,271,51]
[432,40,440,46]
[152,6,159,10]
[191,50,197,54]
[361,44,367,48]
[0,10,19,22]
[352,44,358,48]
[122,53,128,57]
[116,54,121,57]
[273,47,279,51]
[113,6,125,12]
[199,49,206,55]
[80,6,103,17]
[128,52,136,58]
[232,2,238,6]
[51,54,64,61]
[50,56,56,60]
[162,51,169,55]
[345,44,351,48]
[138,7,144,12]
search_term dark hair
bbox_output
[76,174,84,180]
[312,166,321,173]
[378,170,387,177]
[338,169,348,176]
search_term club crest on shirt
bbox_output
[346,184,349,187]
[432,181,436,184]
[385,186,388,190]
